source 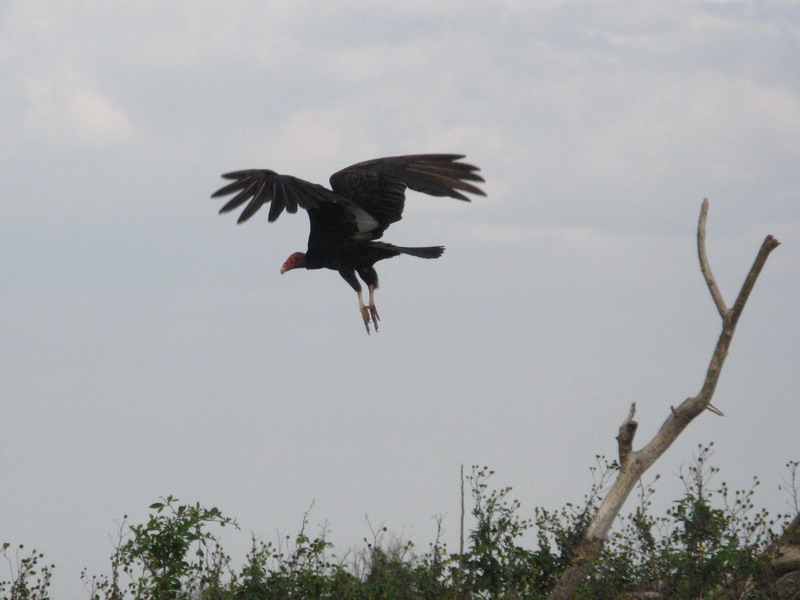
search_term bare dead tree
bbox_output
[548,200,781,600]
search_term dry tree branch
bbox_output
[697,199,728,317]
[548,201,780,600]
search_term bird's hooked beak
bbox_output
[280,252,306,274]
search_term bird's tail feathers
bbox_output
[395,245,445,259]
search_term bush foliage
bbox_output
[2,446,797,600]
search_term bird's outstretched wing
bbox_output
[211,155,485,243]
[211,170,338,224]
[328,154,486,235]
[212,168,382,250]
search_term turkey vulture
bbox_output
[211,154,485,333]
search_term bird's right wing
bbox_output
[211,169,338,224]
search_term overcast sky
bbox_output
[2,0,799,596]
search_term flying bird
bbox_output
[211,154,486,333]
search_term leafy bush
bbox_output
[585,444,794,599]
[80,495,237,600]
[0,545,54,600]
[3,450,797,600]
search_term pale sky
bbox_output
[3,1,799,597]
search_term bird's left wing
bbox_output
[328,154,486,235]
[211,169,339,224]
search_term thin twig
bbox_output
[454,464,465,600]
[459,465,465,560]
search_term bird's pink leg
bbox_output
[368,285,380,331]
[357,290,373,334]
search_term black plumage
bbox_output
[211,154,485,333]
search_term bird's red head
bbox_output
[280,252,306,274]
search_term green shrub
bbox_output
[0,544,54,600]
[3,450,797,600]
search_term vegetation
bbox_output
[2,447,797,600]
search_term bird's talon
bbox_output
[360,306,372,334]
[369,305,380,331]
